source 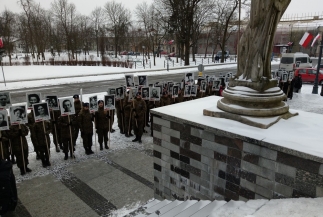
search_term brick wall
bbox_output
[152,114,323,201]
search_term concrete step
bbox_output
[174,200,211,217]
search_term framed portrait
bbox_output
[107,88,116,95]
[288,71,294,81]
[141,87,150,100]
[125,74,134,87]
[168,82,174,94]
[172,85,179,98]
[45,95,59,110]
[89,95,98,113]
[138,75,148,86]
[0,110,9,130]
[185,72,194,85]
[128,88,134,102]
[200,81,207,92]
[296,61,301,68]
[191,85,198,97]
[149,87,160,101]
[116,87,124,100]
[184,85,191,97]
[9,105,28,125]
[33,102,51,122]
[26,93,41,109]
[0,92,11,109]
[212,80,220,91]
[104,95,115,110]
[59,97,75,116]
[282,72,288,83]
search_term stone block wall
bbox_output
[152,114,323,201]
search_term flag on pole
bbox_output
[299,32,314,48]
[0,37,3,48]
[311,33,321,47]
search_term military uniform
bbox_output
[132,97,147,143]
[34,121,52,167]
[115,99,125,134]
[78,108,94,154]
[95,107,109,150]
[58,115,76,159]
[123,96,133,137]
[27,112,40,159]
[7,124,31,175]
[50,110,61,152]
[175,91,184,104]
[0,130,10,161]
[160,94,171,107]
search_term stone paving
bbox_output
[2,141,156,217]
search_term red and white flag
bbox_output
[311,33,321,47]
[299,32,313,48]
[0,37,3,48]
[168,40,174,45]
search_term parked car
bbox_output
[215,50,230,59]
[294,68,323,84]
[168,52,177,57]
[120,51,128,55]
[314,64,323,69]
[160,50,168,55]
[279,52,312,71]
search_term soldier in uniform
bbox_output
[73,94,82,146]
[131,92,146,143]
[175,88,184,104]
[27,111,40,160]
[115,98,125,134]
[34,121,52,167]
[7,121,31,175]
[58,114,76,160]
[160,91,171,107]
[95,100,109,150]
[0,130,10,161]
[50,109,61,152]
[123,90,134,137]
[78,103,94,154]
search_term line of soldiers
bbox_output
[0,78,225,175]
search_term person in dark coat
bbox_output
[123,91,134,137]
[7,123,31,175]
[0,159,17,215]
[27,111,40,160]
[78,103,94,154]
[95,100,109,150]
[50,110,61,152]
[73,94,82,146]
[58,114,76,160]
[131,92,146,143]
[293,74,302,93]
[34,121,52,167]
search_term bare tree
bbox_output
[104,0,131,58]
[0,10,17,65]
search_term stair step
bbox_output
[145,199,172,214]
[227,199,268,217]
[189,200,227,217]
[143,199,162,209]
[174,200,211,217]
[208,200,245,217]
[147,200,184,217]
[159,200,198,217]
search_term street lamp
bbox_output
[95,25,99,57]
[142,45,145,68]
[312,44,323,94]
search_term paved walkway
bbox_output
[3,140,156,217]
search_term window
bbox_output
[281,57,293,64]
[298,69,306,74]
[308,70,315,74]
[295,57,308,63]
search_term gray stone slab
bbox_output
[260,147,277,161]
[190,143,202,155]
[316,186,323,197]
[240,178,256,192]
[154,144,170,157]
[319,164,323,176]
[154,117,170,128]
[256,176,274,190]
[201,155,211,165]
[202,139,228,155]
[275,162,296,178]
[162,133,171,143]
[153,130,162,139]
[241,161,275,181]
[274,182,293,197]
[162,140,179,153]
[243,142,261,155]
[201,147,215,158]
[255,185,273,199]
[162,126,180,138]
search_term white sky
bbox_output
[1,0,321,17]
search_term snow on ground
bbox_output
[1,56,322,217]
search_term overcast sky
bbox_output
[1,0,321,18]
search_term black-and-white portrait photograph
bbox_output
[0,110,9,130]
[26,93,41,109]
[125,74,134,87]
[59,97,75,116]
[191,85,197,96]
[200,81,207,92]
[142,87,150,100]
[0,92,11,109]
[282,72,288,82]
[149,87,160,101]
[104,95,115,110]
[138,75,148,86]
[108,88,116,95]
[33,102,51,122]
[45,95,59,110]
[89,95,98,113]
[172,85,179,98]
[184,85,191,97]
[185,72,194,85]
[168,82,174,94]
[288,71,294,81]
[10,105,28,125]
[116,87,124,100]
[212,80,220,91]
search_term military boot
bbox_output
[20,168,26,175]
[99,144,103,150]
[88,147,94,154]
[132,136,139,142]
[42,159,47,168]
[64,152,68,160]
[138,136,142,144]
[104,142,109,149]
